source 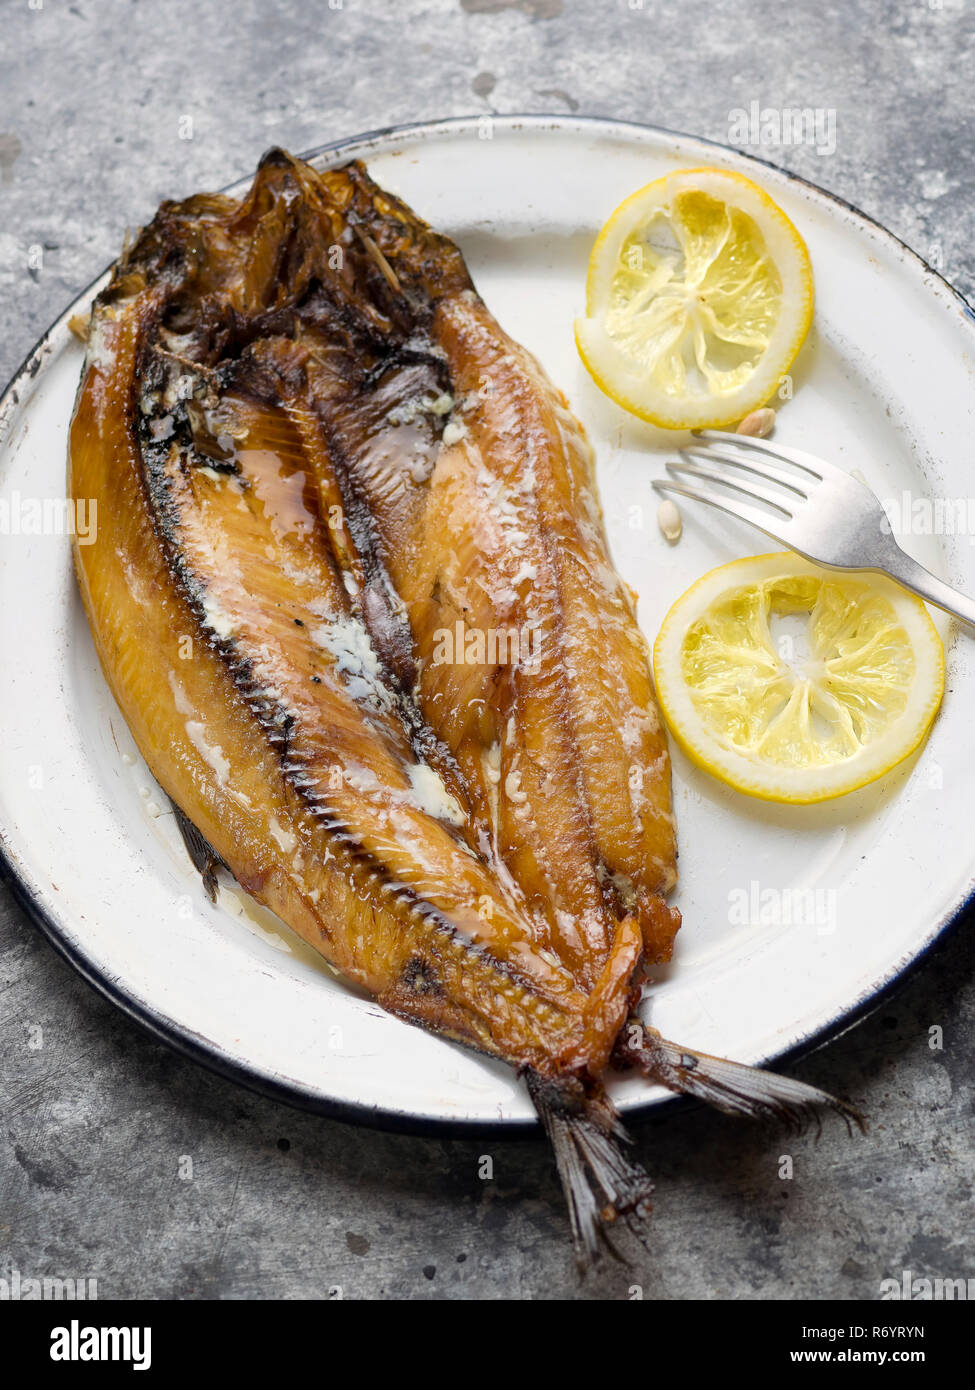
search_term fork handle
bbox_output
[882,545,975,630]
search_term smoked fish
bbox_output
[69,150,859,1268]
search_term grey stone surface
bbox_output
[1,0,973,1301]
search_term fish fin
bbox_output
[633,891,681,965]
[525,1070,654,1273]
[169,798,225,903]
[619,1022,865,1135]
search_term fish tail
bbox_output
[618,1022,865,1135]
[170,798,225,903]
[526,1070,654,1273]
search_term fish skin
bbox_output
[339,287,683,983]
[69,280,633,1083]
[222,151,682,988]
[68,149,861,1269]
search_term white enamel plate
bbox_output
[1,117,973,1131]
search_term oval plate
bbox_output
[1,116,973,1133]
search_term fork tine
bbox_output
[696,429,841,483]
[652,478,794,542]
[670,457,794,516]
[680,443,811,497]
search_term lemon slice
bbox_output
[576,168,814,430]
[652,554,944,803]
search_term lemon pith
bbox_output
[653,555,944,803]
[576,168,814,430]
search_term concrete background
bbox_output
[1,0,973,1301]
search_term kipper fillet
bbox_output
[69,149,859,1269]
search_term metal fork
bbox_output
[653,430,975,629]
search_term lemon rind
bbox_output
[652,554,945,804]
[577,168,814,431]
